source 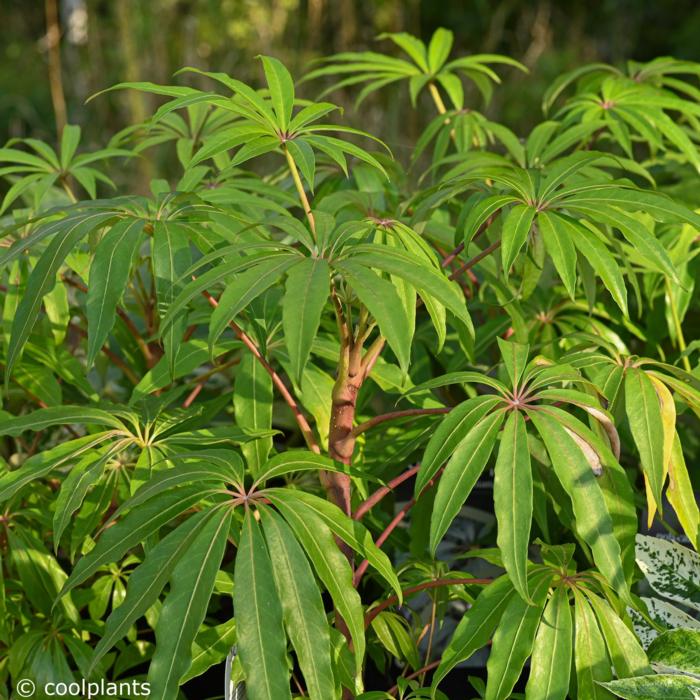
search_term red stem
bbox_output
[449,239,501,281]
[387,660,442,696]
[201,289,320,454]
[351,407,449,438]
[353,467,443,586]
[365,577,492,628]
[352,464,420,521]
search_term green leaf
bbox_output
[52,443,123,551]
[574,590,615,700]
[433,574,515,689]
[235,511,293,700]
[153,221,192,376]
[0,431,117,503]
[260,55,295,130]
[667,433,700,551]
[253,450,336,485]
[624,369,666,515]
[208,255,300,348]
[562,215,628,314]
[91,509,216,672]
[537,211,577,299]
[234,353,274,478]
[60,486,208,597]
[598,674,700,699]
[427,28,454,72]
[346,245,472,330]
[501,204,536,275]
[647,629,700,675]
[586,593,651,678]
[283,257,329,383]
[484,570,552,700]
[416,395,504,495]
[87,219,144,366]
[494,410,532,602]
[0,405,127,435]
[273,498,365,687]
[525,585,573,700]
[60,124,81,169]
[337,260,412,372]
[265,488,401,600]
[148,507,232,700]
[6,214,102,380]
[528,409,629,603]
[430,410,505,554]
[259,508,335,700]
[496,337,530,390]
[181,619,237,683]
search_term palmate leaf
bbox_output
[265,488,401,599]
[344,244,473,335]
[52,440,128,551]
[416,395,504,494]
[0,431,119,504]
[235,511,293,700]
[624,369,667,517]
[152,220,192,375]
[585,592,651,678]
[5,213,112,381]
[501,204,536,275]
[148,507,232,700]
[0,405,129,435]
[208,254,301,348]
[259,507,335,700]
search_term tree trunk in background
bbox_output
[45,0,67,136]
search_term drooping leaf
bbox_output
[259,508,335,700]
[148,507,232,700]
[494,410,532,602]
[484,570,552,700]
[234,510,292,700]
[86,219,144,366]
[525,585,573,700]
[433,574,515,689]
[528,409,629,603]
[430,410,505,555]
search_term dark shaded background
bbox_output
[4,0,700,153]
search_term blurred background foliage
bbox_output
[5,0,700,171]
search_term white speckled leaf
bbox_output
[636,535,700,613]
